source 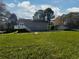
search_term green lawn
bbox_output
[0,31,79,59]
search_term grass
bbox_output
[0,31,79,59]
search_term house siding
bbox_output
[16,19,49,32]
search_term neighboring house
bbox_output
[53,12,79,30]
[52,16,65,30]
[62,12,79,30]
[53,16,64,26]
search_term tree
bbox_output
[9,13,17,25]
[0,3,11,32]
[44,8,54,22]
[8,13,17,31]
[33,8,55,22]
[44,8,55,30]
[33,10,45,21]
[0,2,17,32]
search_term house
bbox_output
[53,16,64,26]
[52,16,66,30]
[53,12,79,30]
[62,12,79,30]
[14,8,55,32]
[14,19,50,32]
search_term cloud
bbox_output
[6,1,63,19]
[16,1,37,19]
[40,5,63,17]
[6,3,16,8]
[66,7,79,13]
[18,1,30,8]
[18,1,38,13]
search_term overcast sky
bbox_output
[3,0,79,19]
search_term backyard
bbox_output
[0,31,79,59]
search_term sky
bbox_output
[2,0,79,19]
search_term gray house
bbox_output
[14,19,50,32]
